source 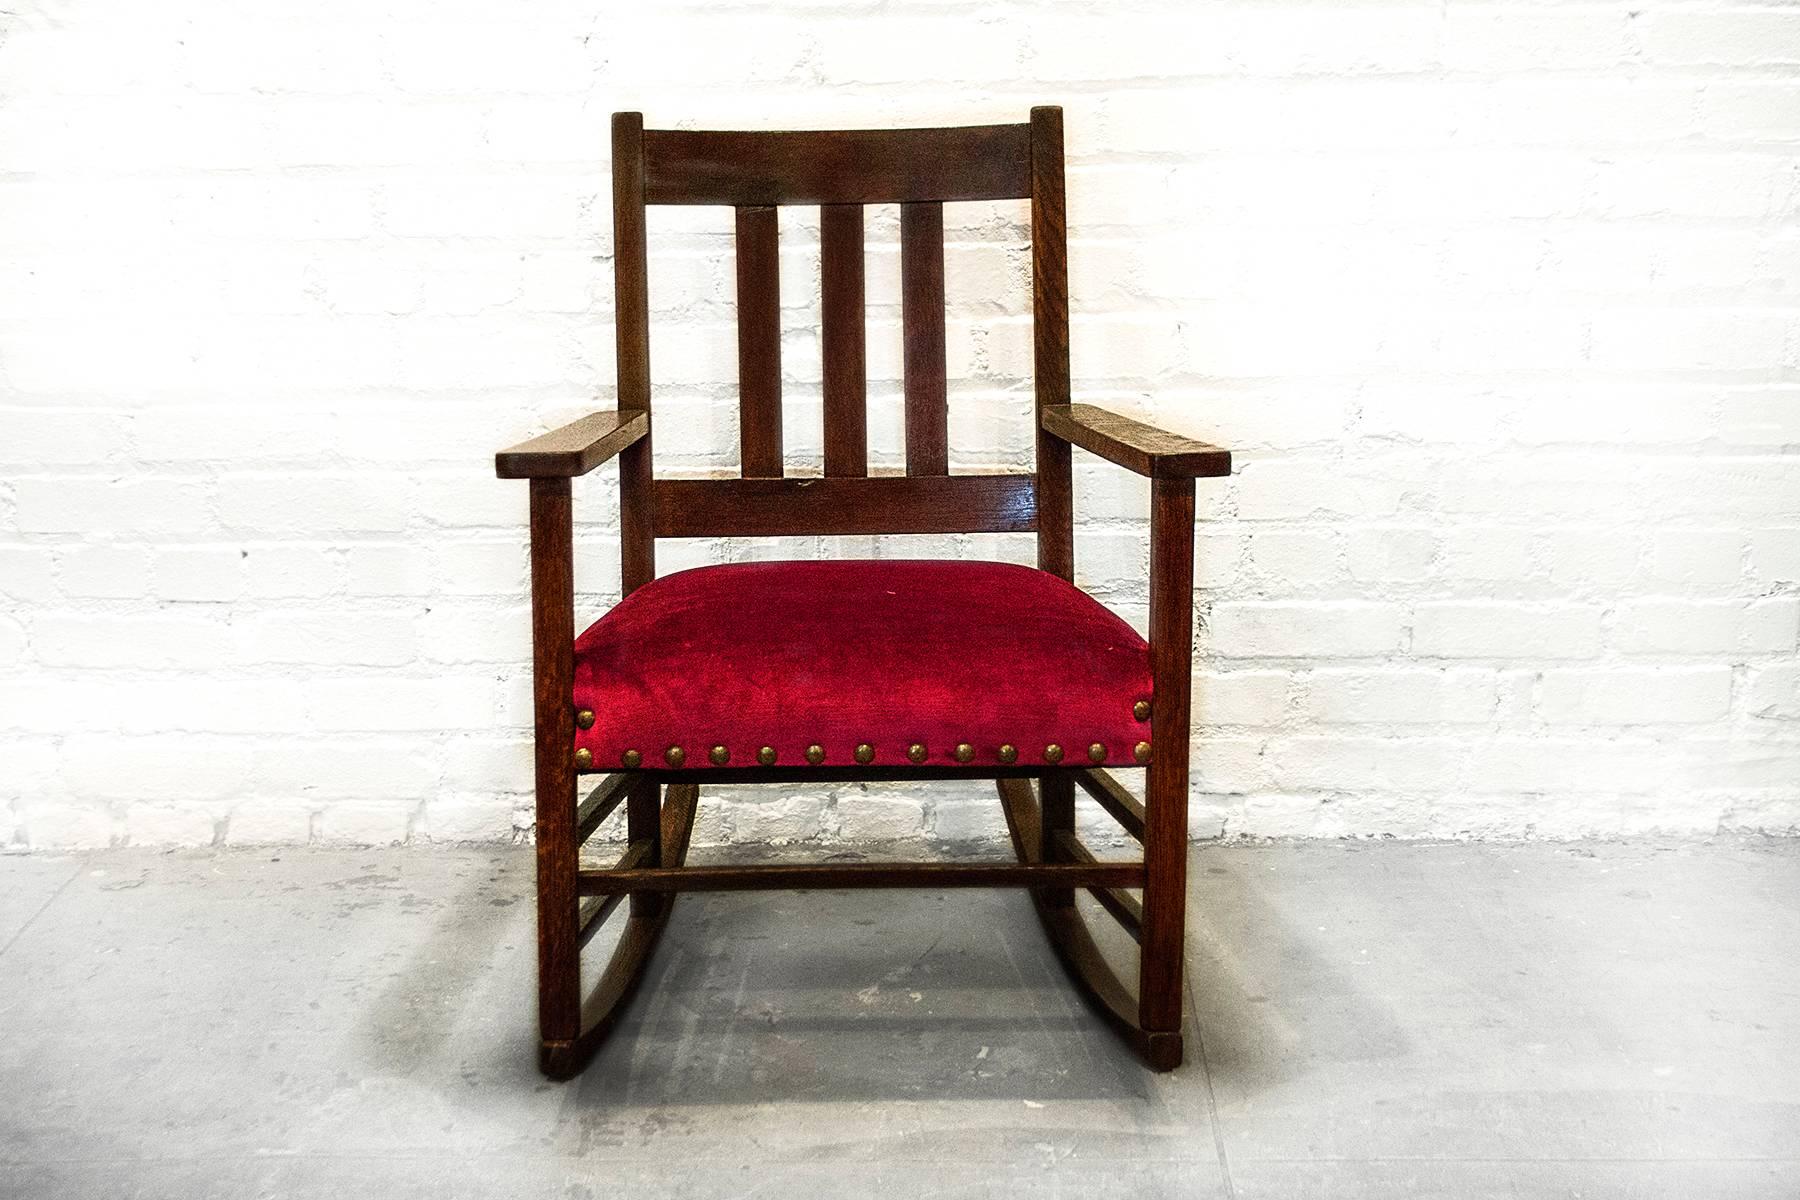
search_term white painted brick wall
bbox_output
[3,0,1798,849]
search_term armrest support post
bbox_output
[528,477,580,1044]
[1140,473,1195,1033]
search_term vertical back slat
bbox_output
[735,205,784,477]
[612,112,656,595]
[820,204,867,477]
[1030,106,1073,580]
[900,201,948,476]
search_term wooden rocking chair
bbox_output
[494,107,1231,1080]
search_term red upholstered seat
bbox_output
[572,559,1152,771]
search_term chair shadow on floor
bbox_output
[349,845,1408,1111]
[1180,854,1415,1103]
[566,885,1171,1107]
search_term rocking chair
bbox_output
[494,107,1231,1080]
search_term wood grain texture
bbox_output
[527,109,1210,1080]
[652,474,1037,538]
[660,782,700,869]
[1042,403,1232,479]
[541,783,701,1081]
[1040,772,1077,910]
[1074,767,1147,843]
[1139,475,1196,1036]
[577,859,1144,895]
[529,477,579,1047]
[626,777,664,918]
[575,838,653,949]
[495,410,648,479]
[1030,106,1074,581]
[995,778,1180,1070]
[735,205,784,478]
[643,124,1031,205]
[901,201,948,476]
[1053,828,1144,943]
[576,772,633,846]
[820,203,868,478]
[613,112,656,595]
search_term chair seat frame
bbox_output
[495,107,1231,1081]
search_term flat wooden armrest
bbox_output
[495,410,649,479]
[1041,404,1230,479]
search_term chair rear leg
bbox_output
[1038,774,1076,910]
[626,777,663,917]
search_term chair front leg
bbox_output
[1138,475,1195,1067]
[529,477,582,1058]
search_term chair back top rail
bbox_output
[642,124,1032,206]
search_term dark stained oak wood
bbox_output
[660,782,700,868]
[513,109,1220,1081]
[495,410,648,479]
[1040,771,1077,911]
[1031,107,1074,582]
[996,778,1180,1070]
[820,204,868,477]
[652,474,1037,538]
[528,477,579,1049]
[1074,767,1147,843]
[1140,475,1196,1037]
[576,772,633,846]
[576,894,622,950]
[578,859,1144,896]
[626,776,664,918]
[735,205,784,478]
[613,112,656,595]
[1042,403,1231,479]
[901,201,948,476]
[576,838,653,949]
[543,910,659,1079]
[642,124,1031,206]
[1053,828,1144,943]
[541,782,701,1081]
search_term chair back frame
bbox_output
[609,107,1074,594]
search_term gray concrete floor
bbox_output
[1,838,1796,1199]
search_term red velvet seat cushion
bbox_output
[572,559,1151,771]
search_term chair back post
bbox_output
[613,112,656,595]
[1030,106,1074,581]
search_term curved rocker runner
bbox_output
[495,107,1232,1082]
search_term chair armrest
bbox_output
[495,410,649,479]
[1041,404,1230,479]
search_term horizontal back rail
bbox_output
[643,124,1032,205]
[652,474,1037,538]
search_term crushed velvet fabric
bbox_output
[571,559,1152,771]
